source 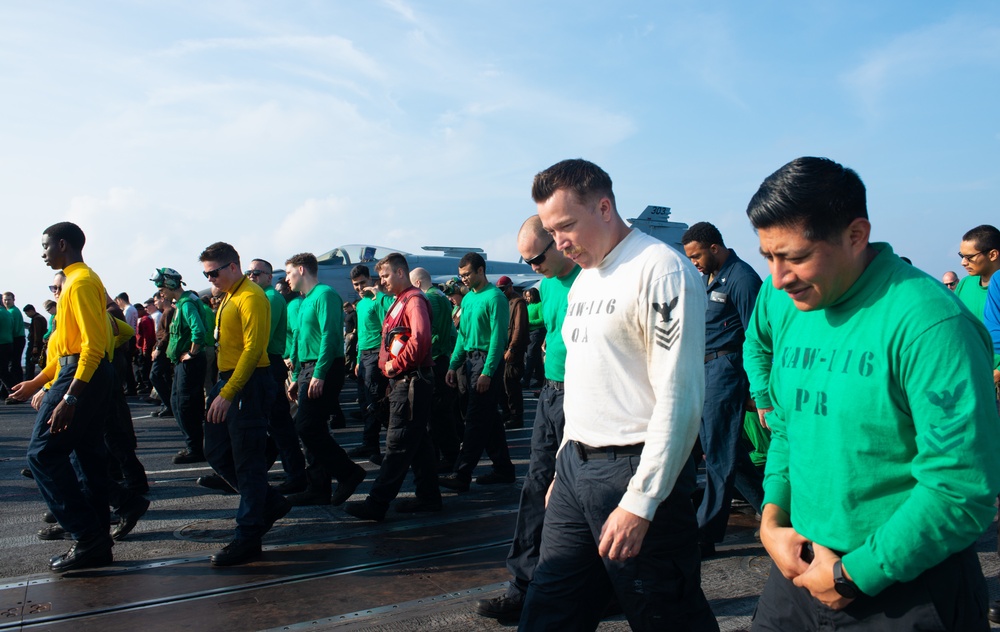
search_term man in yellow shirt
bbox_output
[12,222,116,573]
[200,242,291,566]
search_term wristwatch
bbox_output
[62,393,79,406]
[833,561,860,599]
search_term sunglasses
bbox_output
[245,269,268,278]
[203,262,233,279]
[49,285,61,293]
[525,240,555,266]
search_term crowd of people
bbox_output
[5,155,1000,631]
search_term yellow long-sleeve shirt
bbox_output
[216,277,270,401]
[41,262,110,383]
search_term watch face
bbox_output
[834,581,859,599]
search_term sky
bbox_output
[1,1,998,312]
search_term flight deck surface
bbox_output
[2,393,998,631]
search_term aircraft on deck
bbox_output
[271,244,539,301]
[275,206,688,300]
[212,206,688,301]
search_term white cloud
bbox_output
[842,16,1000,120]
[156,35,386,81]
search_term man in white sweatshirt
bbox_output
[518,159,718,631]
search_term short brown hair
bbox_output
[199,242,240,267]
[286,252,318,276]
[532,159,615,208]
[375,252,409,275]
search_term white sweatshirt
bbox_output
[561,229,706,520]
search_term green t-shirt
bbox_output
[425,287,456,360]
[749,243,1000,596]
[167,294,208,363]
[291,284,344,380]
[954,275,1000,369]
[538,266,580,382]
[264,286,287,357]
[448,283,509,377]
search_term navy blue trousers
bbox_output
[520,443,718,632]
[505,382,564,597]
[27,359,113,541]
[696,351,764,542]
[204,367,284,541]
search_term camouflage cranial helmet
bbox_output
[150,267,185,290]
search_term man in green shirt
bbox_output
[745,157,1000,630]
[349,264,392,460]
[153,268,208,464]
[439,252,514,492]
[3,292,26,393]
[0,303,13,400]
[247,258,306,494]
[476,215,581,623]
[284,253,366,507]
[955,224,1000,389]
[410,267,460,468]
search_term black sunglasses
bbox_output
[525,240,555,266]
[245,269,268,278]
[203,262,233,279]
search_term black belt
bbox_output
[59,354,81,367]
[361,349,379,356]
[300,360,317,367]
[705,348,739,363]
[573,441,644,461]
[394,366,434,381]
[545,379,564,391]
[467,349,487,357]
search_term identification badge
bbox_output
[709,291,728,304]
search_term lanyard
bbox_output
[214,277,247,346]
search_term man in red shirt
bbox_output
[133,304,156,393]
[344,252,442,521]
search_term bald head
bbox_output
[517,214,575,279]
[941,271,959,291]
[410,267,432,290]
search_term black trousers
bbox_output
[294,360,356,489]
[752,546,989,631]
[453,351,513,481]
[366,371,440,511]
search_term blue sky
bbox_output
[1,1,998,309]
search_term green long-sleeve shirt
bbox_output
[527,301,544,331]
[355,292,392,362]
[7,306,25,339]
[954,275,1000,369]
[746,243,1000,596]
[0,307,11,344]
[425,287,456,359]
[448,283,508,377]
[284,295,301,360]
[264,286,287,357]
[291,284,343,380]
[166,294,207,363]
